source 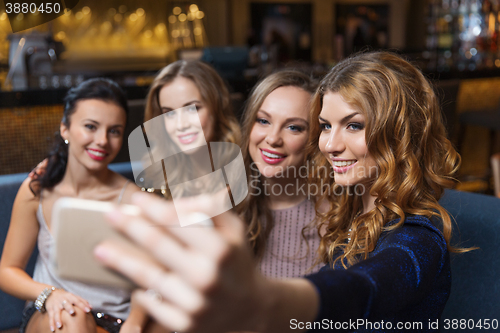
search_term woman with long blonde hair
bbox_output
[95,51,465,332]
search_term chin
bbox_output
[256,164,282,179]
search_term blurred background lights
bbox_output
[173,7,181,15]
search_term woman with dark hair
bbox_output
[0,78,148,333]
[94,51,469,333]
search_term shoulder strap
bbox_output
[117,180,130,204]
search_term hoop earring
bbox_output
[64,139,69,145]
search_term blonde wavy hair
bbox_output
[237,70,317,258]
[143,60,241,199]
[307,51,463,268]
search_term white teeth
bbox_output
[89,150,105,157]
[180,134,196,140]
[262,150,283,159]
[333,160,356,167]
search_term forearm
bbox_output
[0,266,52,301]
[124,302,149,330]
[254,278,319,333]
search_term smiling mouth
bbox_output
[178,133,198,144]
[333,160,356,167]
[262,150,285,159]
[86,149,108,161]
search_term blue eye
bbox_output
[165,110,176,118]
[347,123,364,131]
[191,105,202,112]
[256,118,269,125]
[288,125,304,132]
[319,123,331,131]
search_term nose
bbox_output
[324,128,345,155]
[96,129,108,146]
[265,126,283,147]
[176,110,190,131]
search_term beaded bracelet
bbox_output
[34,286,56,313]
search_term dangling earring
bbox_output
[64,139,69,145]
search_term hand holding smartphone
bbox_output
[51,197,147,289]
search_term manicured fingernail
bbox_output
[57,322,62,328]
[85,307,91,312]
[69,309,75,315]
[50,326,55,332]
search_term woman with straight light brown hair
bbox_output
[144,60,240,145]
[236,69,322,278]
[141,60,241,199]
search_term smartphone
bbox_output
[51,197,147,290]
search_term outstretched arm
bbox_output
[94,192,319,333]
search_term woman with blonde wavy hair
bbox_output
[308,50,463,268]
[94,51,466,332]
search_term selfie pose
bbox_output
[94,51,464,333]
[0,79,147,333]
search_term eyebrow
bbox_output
[83,119,124,128]
[319,112,360,124]
[258,110,309,125]
[160,100,202,111]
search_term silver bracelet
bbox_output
[34,287,56,313]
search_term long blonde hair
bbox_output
[237,70,317,258]
[143,60,241,199]
[307,51,464,268]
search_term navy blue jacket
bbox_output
[305,216,450,332]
